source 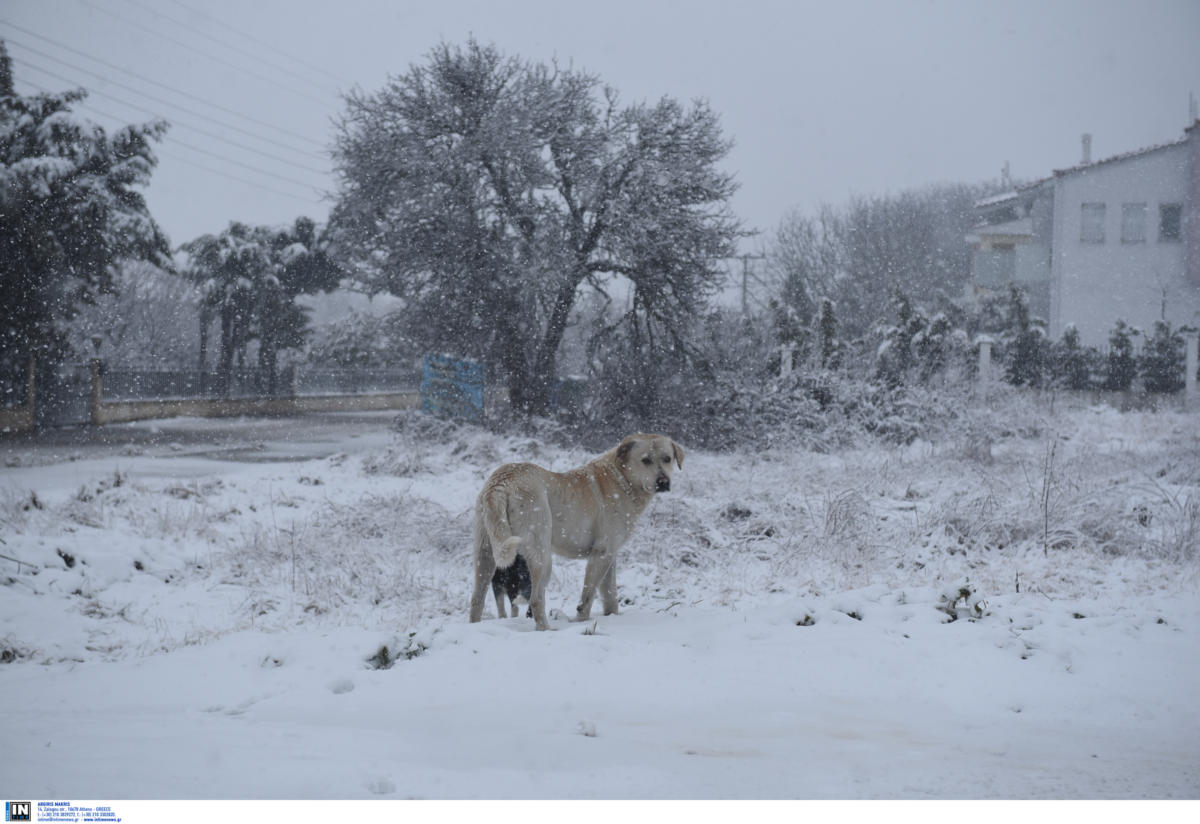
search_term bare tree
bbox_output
[68,261,201,368]
[767,183,999,339]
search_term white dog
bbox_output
[469,433,684,630]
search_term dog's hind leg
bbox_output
[524,544,554,631]
[469,523,496,623]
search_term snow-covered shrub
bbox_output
[1103,319,1140,391]
[1139,320,1186,394]
[306,309,421,368]
[1002,286,1050,388]
[67,261,202,369]
[1048,324,1098,391]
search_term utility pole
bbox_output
[735,253,766,315]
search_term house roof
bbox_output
[974,122,1198,210]
[974,217,1033,238]
[1050,136,1186,178]
[975,190,1020,208]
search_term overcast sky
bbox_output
[5,0,1200,257]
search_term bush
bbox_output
[1003,286,1049,388]
[1103,320,1139,391]
[1048,324,1097,391]
[1139,321,1185,394]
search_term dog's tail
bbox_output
[480,485,523,568]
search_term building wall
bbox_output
[1050,142,1199,347]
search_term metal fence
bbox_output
[295,367,420,397]
[102,366,421,402]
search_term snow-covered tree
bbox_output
[257,217,342,392]
[183,218,340,395]
[305,308,420,368]
[68,260,201,369]
[1103,319,1139,392]
[1139,320,1184,394]
[1048,324,1095,391]
[767,182,1003,339]
[0,41,170,392]
[1003,285,1048,388]
[816,297,841,370]
[329,39,743,415]
[767,204,842,329]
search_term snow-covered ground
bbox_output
[1,401,1197,800]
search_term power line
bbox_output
[169,0,355,88]
[75,0,335,109]
[6,39,327,166]
[12,52,329,178]
[121,0,339,96]
[18,76,328,211]
[167,134,327,192]
[165,0,354,90]
[1,21,328,157]
[13,59,329,195]
[159,149,330,208]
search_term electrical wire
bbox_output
[2,21,329,157]
[14,65,331,199]
[18,76,328,210]
[165,0,355,89]
[75,0,335,109]
[120,0,346,97]
[11,51,329,178]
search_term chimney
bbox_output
[1081,133,1092,165]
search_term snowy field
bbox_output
[1,399,1198,801]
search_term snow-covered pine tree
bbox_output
[1003,285,1048,387]
[1139,320,1185,394]
[1050,324,1094,391]
[1103,319,1139,392]
[0,41,170,394]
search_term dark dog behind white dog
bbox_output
[491,554,531,618]
[470,433,683,630]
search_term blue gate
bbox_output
[420,354,484,423]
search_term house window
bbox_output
[1159,203,1182,242]
[1081,203,1105,243]
[1121,203,1146,243]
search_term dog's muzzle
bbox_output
[655,475,671,493]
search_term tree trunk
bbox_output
[198,306,209,395]
[259,332,278,396]
[522,274,583,416]
[217,304,235,398]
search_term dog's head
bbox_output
[615,433,684,494]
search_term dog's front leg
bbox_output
[574,548,616,622]
[599,560,619,616]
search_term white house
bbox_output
[968,121,1200,348]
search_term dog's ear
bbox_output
[671,440,685,469]
[616,436,637,463]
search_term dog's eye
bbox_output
[641,456,652,465]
